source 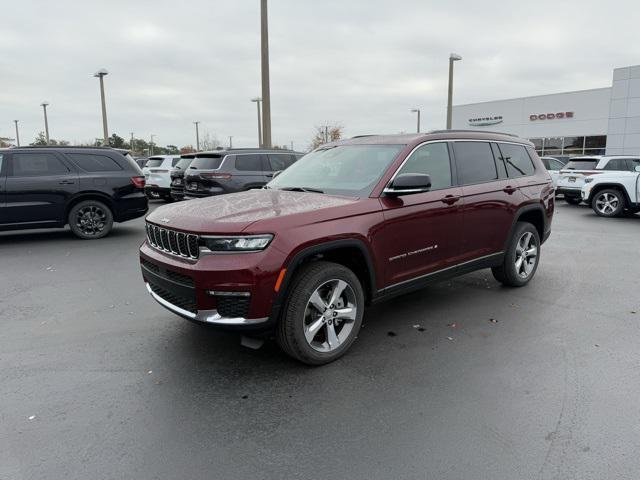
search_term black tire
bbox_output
[492,222,541,287]
[565,196,581,205]
[68,200,114,239]
[276,261,365,365]
[591,189,625,217]
[163,195,174,203]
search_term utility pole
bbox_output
[130,132,134,152]
[150,134,155,156]
[41,102,50,145]
[260,0,272,147]
[193,121,200,151]
[411,108,421,133]
[13,120,20,147]
[94,69,109,145]
[324,126,329,144]
[251,98,262,147]
[290,141,293,151]
[229,136,233,148]
[446,53,462,129]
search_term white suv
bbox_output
[141,155,181,201]
[581,158,640,217]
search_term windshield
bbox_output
[563,159,598,170]
[267,144,405,196]
[174,157,194,170]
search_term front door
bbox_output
[5,151,78,226]
[378,142,464,287]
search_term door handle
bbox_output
[503,185,517,194]
[58,180,75,185]
[441,194,461,205]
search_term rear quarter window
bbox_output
[67,153,123,172]
[498,143,535,177]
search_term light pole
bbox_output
[251,98,263,147]
[130,132,134,152]
[228,136,233,148]
[150,134,155,156]
[41,102,50,144]
[260,0,272,148]
[193,121,200,151]
[410,108,421,133]
[446,53,462,129]
[94,69,110,146]
[13,120,20,147]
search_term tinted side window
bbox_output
[628,159,640,171]
[171,158,181,167]
[0,154,4,175]
[235,154,263,171]
[603,158,627,171]
[396,142,452,190]
[498,143,535,177]
[453,142,497,185]
[67,153,123,172]
[268,154,296,171]
[549,159,564,171]
[11,153,69,176]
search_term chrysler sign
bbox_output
[530,111,574,121]
[468,115,503,127]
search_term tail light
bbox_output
[200,172,232,180]
[131,176,146,189]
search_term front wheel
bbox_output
[592,189,625,217]
[68,200,114,239]
[492,222,541,287]
[276,261,365,365]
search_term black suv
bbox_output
[183,149,303,199]
[0,147,148,239]
[169,155,195,201]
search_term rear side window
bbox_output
[11,153,69,176]
[453,142,497,185]
[498,143,535,177]
[267,154,296,171]
[171,158,181,167]
[563,159,598,170]
[173,157,194,170]
[603,158,629,171]
[235,154,263,171]
[396,142,452,190]
[67,153,123,172]
[189,155,224,170]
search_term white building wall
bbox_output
[452,88,611,139]
[606,65,640,155]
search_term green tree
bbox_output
[108,133,126,148]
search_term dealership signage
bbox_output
[468,115,503,127]
[530,111,574,121]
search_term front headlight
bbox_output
[584,177,594,184]
[202,235,274,252]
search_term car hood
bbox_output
[145,189,364,234]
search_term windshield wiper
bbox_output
[279,186,324,193]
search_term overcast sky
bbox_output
[1,0,639,151]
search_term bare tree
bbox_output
[200,132,221,151]
[309,124,343,150]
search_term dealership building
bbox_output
[452,64,640,158]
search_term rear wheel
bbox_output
[492,222,540,287]
[276,261,364,365]
[592,189,625,217]
[68,200,113,239]
[565,196,581,205]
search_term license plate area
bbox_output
[568,177,576,183]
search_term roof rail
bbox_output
[429,129,520,138]
[351,135,378,139]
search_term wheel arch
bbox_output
[505,204,546,249]
[65,192,115,223]
[588,183,631,205]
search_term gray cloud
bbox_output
[2,0,639,150]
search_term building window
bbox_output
[528,135,607,157]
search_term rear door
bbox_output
[453,141,522,262]
[5,151,78,225]
[234,154,268,189]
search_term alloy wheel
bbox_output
[595,192,619,215]
[76,206,107,236]
[514,232,538,279]
[303,279,358,353]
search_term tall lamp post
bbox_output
[130,132,135,153]
[94,69,110,146]
[410,108,421,133]
[13,120,20,147]
[251,98,263,147]
[260,0,272,148]
[446,53,462,129]
[228,136,233,148]
[41,102,50,144]
[150,134,155,156]
[193,121,200,151]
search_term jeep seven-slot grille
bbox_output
[146,223,199,259]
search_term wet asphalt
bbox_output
[1,201,640,480]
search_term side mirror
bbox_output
[384,173,432,196]
[271,170,282,178]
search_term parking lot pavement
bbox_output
[1,200,639,479]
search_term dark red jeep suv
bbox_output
[140,131,554,364]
